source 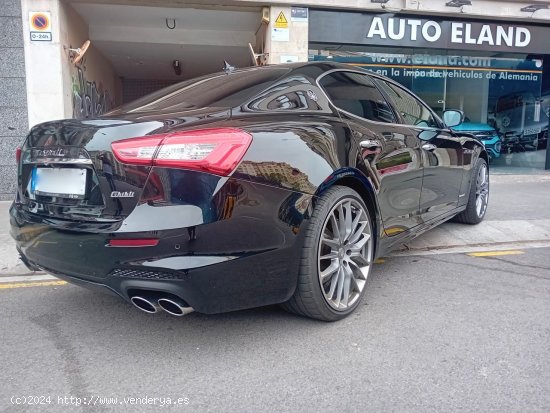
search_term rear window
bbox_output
[108,68,291,114]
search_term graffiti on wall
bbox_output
[72,62,112,119]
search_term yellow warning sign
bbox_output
[274,11,288,28]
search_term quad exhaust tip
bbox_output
[130,293,194,316]
[130,296,160,314]
[158,298,194,316]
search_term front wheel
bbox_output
[454,158,489,225]
[282,186,374,321]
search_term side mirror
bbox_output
[443,110,464,128]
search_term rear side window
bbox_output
[108,68,291,114]
[244,76,322,111]
[319,71,396,123]
[374,79,439,128]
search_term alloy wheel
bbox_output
[475,163,489,218]
[318,198,372,311]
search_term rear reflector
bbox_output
[16,147,21,163]
[108,239,159,247]
[111,128,252,176]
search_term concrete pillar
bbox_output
[480,77,489,123]
[265,6,308,65]
[21,0,67,127]
[1,0,28,199]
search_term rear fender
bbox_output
[313,167,382,257]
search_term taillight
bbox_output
[16,147,21,164]
[111,135,164,165]
[111,128,252,176]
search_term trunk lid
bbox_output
[17,108,230,224]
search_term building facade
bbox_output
[1,0,550,199]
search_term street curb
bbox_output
[0,271,47,277]
[0,274,58,283]
[391,239,550,257]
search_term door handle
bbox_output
[422,143,437,151]
[360,139,382,150]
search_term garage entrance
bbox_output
[66,2,264,107]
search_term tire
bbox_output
[454,158,489,225]
[282,186,374,321]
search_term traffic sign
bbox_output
[29,11,52,42]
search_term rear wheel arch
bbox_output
[478,149,489,167]
[331,176,378,226]
[313,171,380,254]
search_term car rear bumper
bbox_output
[9,180,311,314]
[22,246,300,314]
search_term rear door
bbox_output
[318,70,424,235]
[373,78,464,222]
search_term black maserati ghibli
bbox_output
[10,62,489,321]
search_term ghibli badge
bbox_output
[110,191,135,198]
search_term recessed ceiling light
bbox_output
[520,4,548,12]
[446,0,472,7]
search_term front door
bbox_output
[414,128,464,221]
[373,78,464,223]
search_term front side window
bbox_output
[319,71,395,123]
[374,79,439,128]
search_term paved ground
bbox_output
[1,174,550,412]
[1,247,549,412]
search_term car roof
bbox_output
[267,61,400,85]
[230,61,359,77]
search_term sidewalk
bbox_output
[402,173,550,253]
[2,174,550,275]
[0,207,32,276]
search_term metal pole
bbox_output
[543,56,550,170]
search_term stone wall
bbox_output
[0,0,27,201]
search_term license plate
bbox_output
[31,167,87,199]
[524,127,541,136]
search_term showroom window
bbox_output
[311,51,548,171]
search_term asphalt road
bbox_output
[1,247,549,412]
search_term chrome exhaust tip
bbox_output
[130,296,160,314]
[158,298,194,316]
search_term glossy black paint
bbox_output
[10,62,487,314]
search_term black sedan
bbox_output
[10,62,489,321]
